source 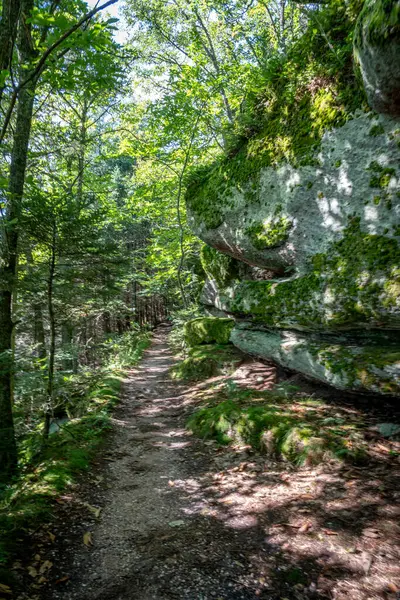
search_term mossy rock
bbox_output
[200,245,239,287]
[170,344,243,381]
[354,0,400,116]
[184,317,235,347]
[187,393,367,465]
[231,328,400,396]
[223,219,400,331]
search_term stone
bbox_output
[354,0,400,117]
[184,317,235,347]
[186,9,400,396]
[187,112,400,279]
[230,328,400,396]
[375,423,400,437]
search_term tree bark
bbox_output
[0,0,21,105]
[0,0,36,480]
[43,225,56,441]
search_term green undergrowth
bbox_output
[187,383,368,466]
[170,344,243,381]
[0,331,150,581]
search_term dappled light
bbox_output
[0,0,399,598]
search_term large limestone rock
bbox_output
[231,327,400,396]
[188,112,400,279]
[186,3,400,396]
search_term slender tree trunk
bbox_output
[61,322,75,370]
[103,311,112,335]
[0,0,36,479]
[34,303,47,360]
[194,9,234,123]
[43,226,56,441]
[26,248,47,360]
[77,99,87,203]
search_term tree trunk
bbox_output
[0,0,21,105]
[43,226,56,441]
[34,302,47,360]
[0,0,36,479]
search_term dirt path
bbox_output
[42,327,400,600]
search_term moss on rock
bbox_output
[170,344,243,381]
[200,245,239,287]
[314,344,400,395]
[354,0,400,116]
[246,216,292,250]
[228,218,400,330]
[184,317,235,347]
[187,391,367,464]
[186,0,367,229]
[354,0,400,48]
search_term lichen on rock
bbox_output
[231,328,400,396]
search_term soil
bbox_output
[17,326,400,600]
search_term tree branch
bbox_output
[0,0,119,144]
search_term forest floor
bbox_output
[16,326,400,600]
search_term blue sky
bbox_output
[86,0,128,42]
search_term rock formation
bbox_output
[186,0,400,396]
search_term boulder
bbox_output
[354,0,400,116]
[231,327,400,396]
[184,317,235,347]
[187,112,400,281]
[186,3,400,396]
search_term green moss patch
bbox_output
[314,343,400,395]
[200,245,239,286]
[354,0,400,48]
[246,216,292,250]
[184,317,235,347]
[187,387,367,465]
[227,218,400,330]
[170,344,243,381]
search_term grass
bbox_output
[0,332,150,585]
[187,383,368,466]
[169,344,243,381]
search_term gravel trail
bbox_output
[44,326,400,600]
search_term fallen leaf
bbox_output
[83,503,101,518]
[39,560,53,574]
[168,480,175,487]
[168,520,185,527]
[387,583,399,593]
[83,532,93,546]
[0,584,12,595]
[38,576,47,585]
[28,566,38,578]
[299,522,312,533]
[55,575,69,584]
[48,532,56,543]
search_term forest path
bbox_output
[44,327,400,600]
[47,326,272,600]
